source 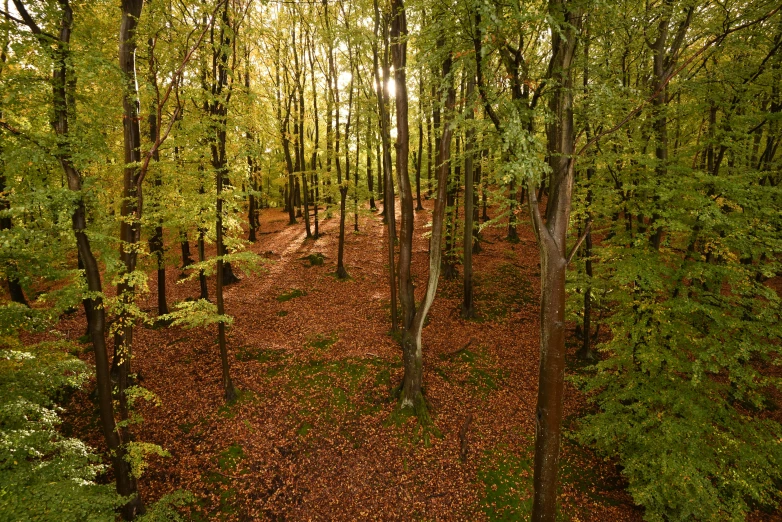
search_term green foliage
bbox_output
[0,339,123,521]
[124,442,171,480]
[159,299,233,329]
[137,490,197,522]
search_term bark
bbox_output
[0,168,27,306]
[147,38,168,318]
[210,2,237,402]
[11,0,143,516]
[197,218,209,300]
[481,149,488,221]
[529,2,581,519]
[0,28,27,306]
[245,58,259,243]
[353,109,360,233]
[426,91,433,199]
[324,0,349,279]
[393,0,455,412]
[116,2,146,516]
[373,0,397,330]
[293,24,311,237]
[180,232,194,268]
[307,30,320,238]
[415,78,425,210]
[578,35,596,362]
[472,140,482,254]
[462,77,475,319]
[648,2,693,249]
[507,177,518,241]
[367,112,376,210]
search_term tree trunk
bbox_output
[393,0,455,413]
[147,38,168,318]
[373,0,397,330]
[530,2,581,519]
[367,112,376,210]
[415,78,425,210]
[462,77,475,318]
[0,172,27,306]
[11,0,143,515]
[116,3,146,517]
[210,2,237,403]
[180,232,194,267]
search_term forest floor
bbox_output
[44,200,674,521]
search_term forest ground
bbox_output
[40,198,750,521]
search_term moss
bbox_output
[300,252,326,266]
[304,332,338,353]
[235,346,287,364]
[439,346,506,396]
[217,443,245,471]
[277,288,306,302]
[477,446,534,521]
[472,262,534,323]
[296,421,312,437]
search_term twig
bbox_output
[209,469,251,480]
[459,413,474,463]
[446,338,474,358]
[566,222,591,266]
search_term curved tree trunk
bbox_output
[10,0,143,516]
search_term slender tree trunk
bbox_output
[210,2,237,403]
[180,232,194,267]
[426,92,433,199]
[116,3,146,517]
[577,34,596,361]
[354,109,360,233]
[0,173,27,306]
[462,77,475,318]
[147,38,168,318]
[197,220,209,300]
[472,138,481,254]
[374,0,397,329]
[0,27,26,305]
[308,31,320,239]
[481,149,488,221]
[367,112,376,209]
[245,58,259,243]
[415,78,425,210]
[507,176,518,241]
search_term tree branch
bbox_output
[578,4,782,158]
[566,221,591,266]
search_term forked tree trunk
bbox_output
[529,2,581,519]
[392,0,455,411]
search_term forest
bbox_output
[0,0,781,520]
